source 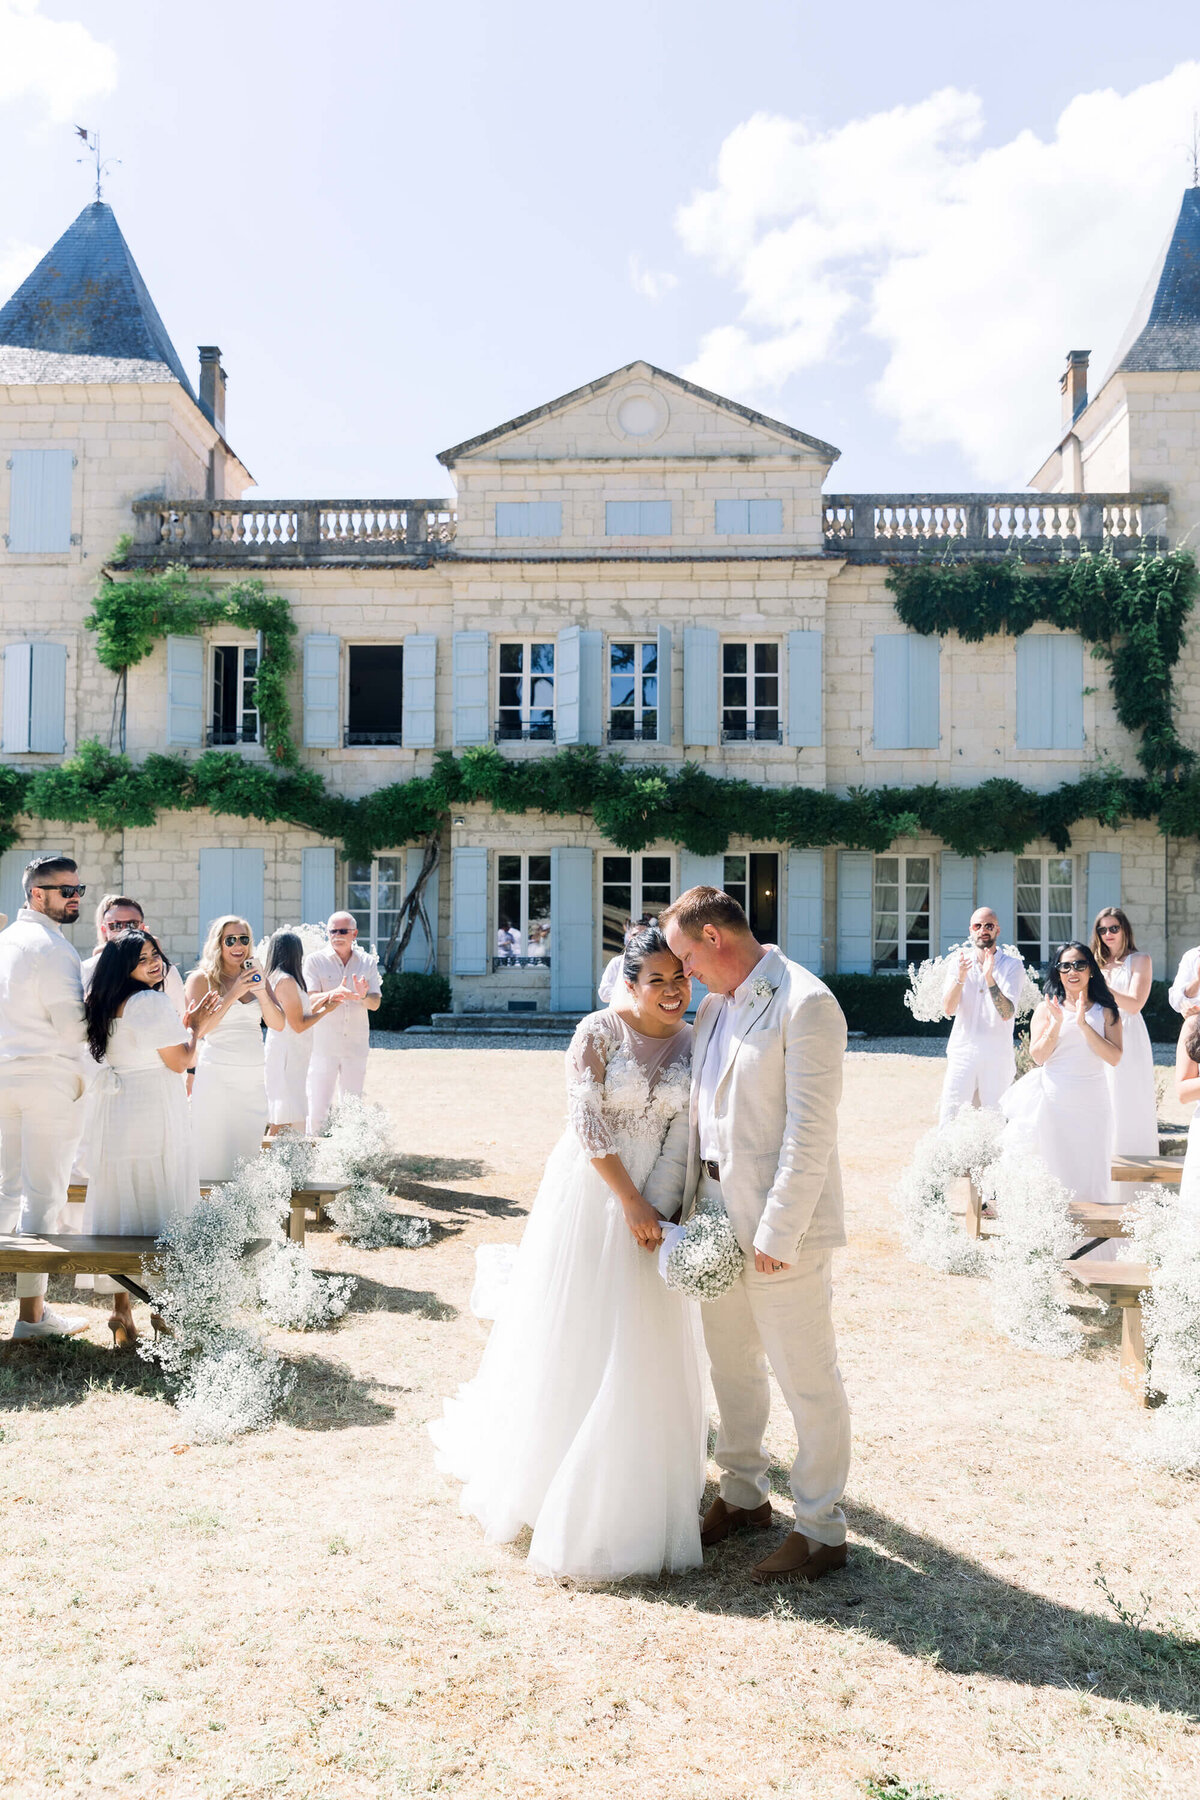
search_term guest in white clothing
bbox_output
[82,931,217,1346]
[304,912,382,1133]
[0,854,89,1340]
[1001,941,1122,1214]
[185,915,285,1181]
[81,894,187,1016]
[1168,942,1200,1018]
[1092,908,1158,1182]
[262,930,349,1135]
[939,906,1024,1125]
[1174,1017,1200,1214]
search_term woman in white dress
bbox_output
[1002,940,1122,1214]
[262,930,348,1134]
[429,926,706,1583]
[1093,908,1158,1186]
[1175,1016,1200,1215]
[186,915,285,1182]
[82,931,218,1347]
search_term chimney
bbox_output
[1060,349,1089,427]
[198,345,227,435]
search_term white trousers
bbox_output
[0,1062,85,1299]
[699,1173,850,1545]
[938,1047,1015,1126]
[306,1047,369,1136]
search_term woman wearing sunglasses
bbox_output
[1001,940,1122,1223]
[185,915,285,1182]
[1091,908,1157,1191]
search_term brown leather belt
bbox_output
[702,1159,721,1182]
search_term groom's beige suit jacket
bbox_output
[644,946,847,1264]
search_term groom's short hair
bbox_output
[659,886,750,938]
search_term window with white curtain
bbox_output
[346,854,406,954]
[873,855,931,969]
[1016,855,1074,966]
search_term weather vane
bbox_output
[74,127,120,202]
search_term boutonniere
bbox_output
[751,978,776,1001]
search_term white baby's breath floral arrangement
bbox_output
[904,945,1042,1026]
[661,1198,744,1302]
[254,921,332,966]
[981,1150,1081,1357]
[891,1105,1001,1276]
[257,1240,357,1331]
[316,1094,433,1251]
[1124,1191,1200,1470]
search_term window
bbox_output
[601,855,672,955]
[605,500,672,536]
[346,643,404,745]
[723,853,779,944]
[714,498,783,534]
[346,854,406,954]
[608,640,658,741]
[496,853,551,966]
[495,501,563,538]
[497,641,555,741]
[722,642,780,742]
[1016,855,1074,967]
[873,855,931,970]
[210,643,258,745]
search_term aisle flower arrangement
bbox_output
[317,1095,433,1250]
[1127,1193,1200,1471]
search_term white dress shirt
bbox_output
[0,907,86,1066]
[944,947,1024,1052]
[1169,946,1200,1014]
[304,944,382,1056]
[697,954,771,1164]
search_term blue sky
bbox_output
[3,0,1200,499]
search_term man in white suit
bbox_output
[648,885,850,1585]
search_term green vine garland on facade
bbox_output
[0,548,1194,860]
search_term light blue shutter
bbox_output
[198,848,264,955]
[402,845,439,973]
[1054,634,1085,748]
[748,498,783,533]
[606,501,639,535]
[450,846,488,975]
[836,851,873,973]
[0,847,25,925]
[2,643,31,752]
[873,636,908,749]
[452,631,490,747]
[530,501,562,536]
[678,851,725,1013]
[556,627,581,744]
[786,630,822,747]
[906,635,940,748]
[715,499,749,533]
[166,634,204,748]
[939,853,975,954]
[786,849,823,970]
[977,852,1015,945]
[495,501,562,537]
[402,633,437,748]
[655,625,672,744]
[302,633,340,748]
[683,627,719,747]
[1086,851,1122,925]
[8,449,73,552]
[550,847,594,1012]
[1016,637,1054,749]
[231,849,264,941]
[301,846,336,925]
[639,500,671,534]
[28,642,66,753]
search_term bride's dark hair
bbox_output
[622,924,676,984]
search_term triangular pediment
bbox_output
[437,361,839,466]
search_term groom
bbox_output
[648,885,850,1584]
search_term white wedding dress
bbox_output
[1001,1001,1115,1209]
[1103,956,1158,1190]
[429,1010,707,1582]
[189,994,268,1181]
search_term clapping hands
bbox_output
[183,990,222,1038]
[978,946,996,983]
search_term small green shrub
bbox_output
[825,972,950,1039]
[373,971,451,1032]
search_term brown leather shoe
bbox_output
[700,1495,773,1548]
[751,1532,848,1585]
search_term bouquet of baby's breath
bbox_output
[662,1199,744,1302]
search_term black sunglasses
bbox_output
[1097,923,1123,936]
[1057,958,1089,972]
[33,882,86,898]
[328,927,354,936]
[223,934,251,947]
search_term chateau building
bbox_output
[1,192,1199,1011]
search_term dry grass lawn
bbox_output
[1,1043,1198,1800]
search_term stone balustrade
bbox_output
[125,491,1171,565]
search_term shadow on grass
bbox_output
[0,1333,169,1409]
[366,1154,523,1221]
[628,1496,1200,1719]
[343,1272,457,1321]
[279,1352,403,1430]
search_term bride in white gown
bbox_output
[429,927,707,1582]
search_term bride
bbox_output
[429,925,706,1582]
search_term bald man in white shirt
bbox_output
[304,913,381,1133]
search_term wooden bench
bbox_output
[66,1182,347,1248]
[1063,1259,1154,1404]
[965,1156,1184,1240]
[1111,1154,1184,1185]
[0,1232,270,1308]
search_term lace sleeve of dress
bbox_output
[566,1015,619,1158]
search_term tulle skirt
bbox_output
[429,1128,707,1582]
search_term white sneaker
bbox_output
[11,1309,89,1340]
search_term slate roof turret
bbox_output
[1108,186,1200,379]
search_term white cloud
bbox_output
[676,67,1200,481]
[0,237,42,298]
[0,0,117,124]
[629,254,678,302]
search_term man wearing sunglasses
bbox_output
[939,906,1025,1126]
[303,911,382,1133]
[0,854,90,1339]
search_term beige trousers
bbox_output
[699,1171,850,1545]
[0,1061,85,1299]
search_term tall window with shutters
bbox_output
[608,641,658,742]
[600,854,672,954]
[722,642,781,743]
[873,855,931,969]
[346,644,404,745]
[1016,856,1074,967]
[210,644,259,745]
[496,854,552,966]
[346,855,405,952]
[496,641,555,741]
